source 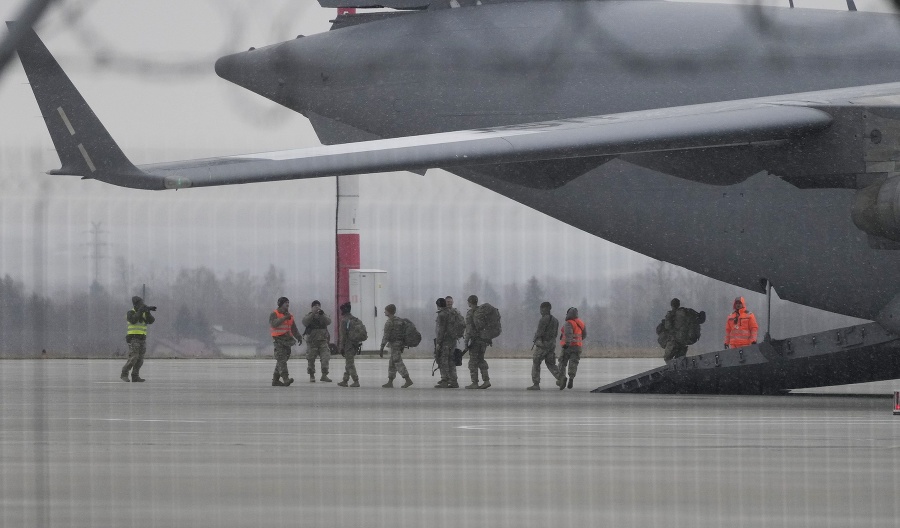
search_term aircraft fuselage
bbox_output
[214,2,900,322]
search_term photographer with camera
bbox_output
[121,296,156,383]
[302,300,332,383]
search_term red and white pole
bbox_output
[334,175,360,344]
[334,8,360,345]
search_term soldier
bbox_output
[121,295,155,382]
[269,297,301,387]
[464,295,491,389]
[527,301,561,390]
[379,304,413,388]
[434,297,459,388]
[662,298,688,361]
[337,302,365,387]
[302,300,332,382]
[558,307,586,390]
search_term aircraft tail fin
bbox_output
[8,22,143,180]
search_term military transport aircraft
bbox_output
[11,1,900,392]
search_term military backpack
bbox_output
[473,303,502,341]
[677,308,706,345]
[399,318,422,348]
[346,317,368,344]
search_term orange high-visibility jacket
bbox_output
[724,297,758,348]
[560,318,585,347]
[271,310,295,337]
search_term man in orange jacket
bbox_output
[724,296,758,349]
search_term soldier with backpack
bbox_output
[434,297,460,388]
[657,298,706,362]
[465,295,500,389]
[528,301,561,390]
[379,304,414,388]
[337,302,367,388]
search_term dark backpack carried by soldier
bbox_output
[473,303,502,341]
[657,299,706,361]
[347,317,368,344]
[398,317,422,348]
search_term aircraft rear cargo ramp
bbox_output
[594,322,900,395]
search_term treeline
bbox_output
[0,262,864,357]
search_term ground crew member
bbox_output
[434,297,459,388]
[558,307,586,390]
[379,304,413,388]
[724,296,758,349]
[528,301,560,390]
[464,295,491,389]
[269,297,301,387]
[337,302,363,387]
[302,300,332,383]
[121,295,155,382]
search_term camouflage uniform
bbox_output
[532,311,560,386]
[435,307,458,387]
[302,309,332,380]
[663,307,689,361]
[122,302,154,381]
[381,316,409,381]
[270,309,302,385]
[339,313,363,385]
[465,306,490,386]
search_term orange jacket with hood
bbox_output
[724,296,758,348]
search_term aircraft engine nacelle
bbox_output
[852,175,900,243]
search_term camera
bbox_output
[144,305,157,312]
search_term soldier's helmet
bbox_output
[671,298,680,308]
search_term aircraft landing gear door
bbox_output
[348,269,388,353]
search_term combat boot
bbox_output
[382,378,395,388]
[527,384,540,390]
[478,380,491,389]
[309,375,316,383]
[558,376,566,390]
[448,381,460,388]
[283,377,294,387]
[338,379,349,387]
[120,374,129,382]
[567,376,574,389]
[350,378,360,388]
[434,379,449,388]
[401,376,413,388]
[320,374,332,382]
[131,375,145,383]
[465,381,480,389]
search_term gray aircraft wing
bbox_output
[13,24,894,192]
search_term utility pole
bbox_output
[87,221,108,288]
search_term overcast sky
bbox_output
[1,0,897,306]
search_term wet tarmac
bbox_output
[1,358,898,528]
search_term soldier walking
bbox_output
[379,304,413,388]
[464,295,491,389]
[527,301,560,390]
[558,307,586,390]
[434,297,459,388]
[302,300,332,382]
[269,297,301,387]
[659,298,706,361]
[337,302,365,387]
[121,295,155,382]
